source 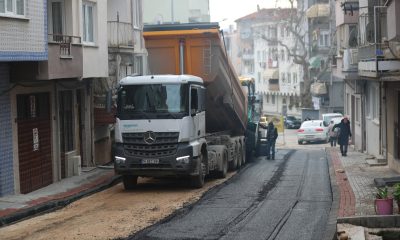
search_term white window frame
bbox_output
[132,0,141,29]
[0,0,25,17]
[319,30,330,47]
[82,1,96,45]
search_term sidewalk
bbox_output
[0,167,120,227]
[327,147,399,217]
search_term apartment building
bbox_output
[143,0,210,25]
[350,0,400,169]
[0,0,48,196]
[251,9,303,117]
[0,0,109,196]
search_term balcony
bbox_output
[343,48,358,72]
[306,4,330,19]
[108,21,134,50]
[268,78,280,91]
[37,34,83,80]
[242,53,254,61]
[358,43,400,78]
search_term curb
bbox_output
[338,215,400,228]
[0,175,122,227]
[323,148,340,240]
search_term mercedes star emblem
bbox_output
[144,131,156,145]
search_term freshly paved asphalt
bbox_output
[130,148,333,240]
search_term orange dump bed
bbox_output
[144,24,247,134]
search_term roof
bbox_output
[144,23,220,32]
[119,75,204,86]
[235,8,295,23]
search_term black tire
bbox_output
[216,150,228,178]
[236,146,242,169]
[190,154,205,188]
[298,140,302,145]
[241,144,246,166]
[122,175,138,190]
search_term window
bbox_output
[258,72,261,84]
[272,95,276,105]
[0,0,24,16]
[82,2,95,43]
[293,73,297,84]
[266,95,269,103]
[281,73,286,83]
[287,73,291,84]
[319,31,330,47]
[281,50,285,61]
[134,56,143,75]
[280,26,284,37]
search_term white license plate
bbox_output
[141,159,159,164]
[306,135,314,139]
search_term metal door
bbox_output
[17,93,52,194]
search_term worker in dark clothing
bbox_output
[266,122,278,160]
[335,116,352,156]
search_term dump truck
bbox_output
[113,23,259,189]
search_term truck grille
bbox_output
[122,132,179,158]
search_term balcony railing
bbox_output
[108,21,134,48]
[358,43,400,77]
[48,34,81,57]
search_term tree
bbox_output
[262,0,313,107]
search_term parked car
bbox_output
[297,120,329,144]
[284,116,301,129]
[322,113,343,126]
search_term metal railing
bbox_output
[107,21,134,48]
[48,34,82,57]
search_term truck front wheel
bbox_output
[190,154,205,188]
[123,175,138,190]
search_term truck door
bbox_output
[190,85,205,140]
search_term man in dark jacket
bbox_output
[266,122,278,160]
[335,116,352,156]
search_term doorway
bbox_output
[17,93,53,194]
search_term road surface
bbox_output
[130,146,333,240]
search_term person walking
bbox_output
[335,116,352,156]
[266,121,278,160]
[328,120,337,147]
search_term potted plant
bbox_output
[393,183,400,214]
[375,187,393,215]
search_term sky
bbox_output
[210,0,293,29]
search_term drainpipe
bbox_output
[179,39,185,75]
[373,3,388,157]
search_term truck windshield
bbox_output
[117,84,188,119]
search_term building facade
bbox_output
[0,0,110,196]
[234,8,303,117]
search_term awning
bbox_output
[306,4,330,18]
[309,55,322,69]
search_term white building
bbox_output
[251,9,303,117]
[143,0,210,24]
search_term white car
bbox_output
[297,120,329,144]
[322,113,343,126]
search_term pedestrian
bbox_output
[266,121,278,160]
[328,120,337,147]
[334,116,352,156]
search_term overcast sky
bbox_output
[210,0,293,29]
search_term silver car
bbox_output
[297,120,329,144]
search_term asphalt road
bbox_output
[130,145,333,240]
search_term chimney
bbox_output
[257,4,260,11]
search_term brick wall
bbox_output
[0,64,14,196]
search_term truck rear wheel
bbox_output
[190,154,205,188]
[122,175,138,190]
[236,146,242,169]
[216,149,228,178]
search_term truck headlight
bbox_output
[176,155,190,164]
[115,156,126,164]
